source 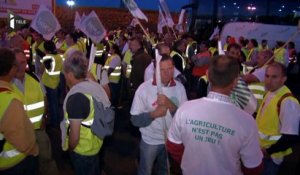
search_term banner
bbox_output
[130,18,138,27]
[220,22,300,51]
[74,11,81,30]
[122,0,148,22]
[0,0,53,19]
[175,9,185,33]
[159,0,174,27]
[30,5,61,40]
[209,26,219,40]
[7,10,28,33]
[79,11,106,44]
[157,7,167,34]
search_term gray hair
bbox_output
[63,51,87,79]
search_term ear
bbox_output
[282,76,287,84]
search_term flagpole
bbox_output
[170,26,178,40]
[165,26,172,37]
[135,17,155,45]
[155,50,171,175]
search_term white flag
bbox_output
[159,0,174,27]
[74,11,81,29]
[79,11,106,44]
[209,26,220,40]
[218,40,225,55]
[175,9,186,32]
[158,7,167,34]
[123,0,148,22]
[30,5,61,40]
[130,18,139,27]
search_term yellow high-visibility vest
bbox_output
[256,86,298,159]
[0,87,27,169]
[63,94,103,155]
[13,73,45,130]
[104,54,121,84]
[41,54,63,89]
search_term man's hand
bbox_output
[157,94,177,113]
[150,105,168,119]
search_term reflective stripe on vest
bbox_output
[60,54,65,62]
[171,51,186,70]
[0,149,21,158]
[95,50,104,57]
[258,131,281,141]
[42,55,61,76]
[24,49,30,58]
[126,65,132,76]
[24,101,44,111]
[80,96,94,126]
[29,114,43,123]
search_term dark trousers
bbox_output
[0,155,38,175]
[45,86,61,126]
[109,82,120,107]
[69,151,100,175]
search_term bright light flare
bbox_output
[66,0,75,7]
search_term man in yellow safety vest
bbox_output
[256,62,300,175]
[0,48,38,175]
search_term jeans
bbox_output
[69,151,100,175]
[137,139,168,175]
[0,155,39,175]
[262,157,280,175]
[45,86,61,125]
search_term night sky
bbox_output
[56,0,190,12]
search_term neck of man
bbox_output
[211,86,231,96]
[70,78,85,88]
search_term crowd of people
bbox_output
[0,20,300,175]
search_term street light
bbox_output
[247,5,256,11]
[66,0,75,7]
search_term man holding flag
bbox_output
[130,55,187,175]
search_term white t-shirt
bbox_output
[144,62,181,82]
[252,66,266,82]
[168,92,263,175]
[130,79,187,145]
